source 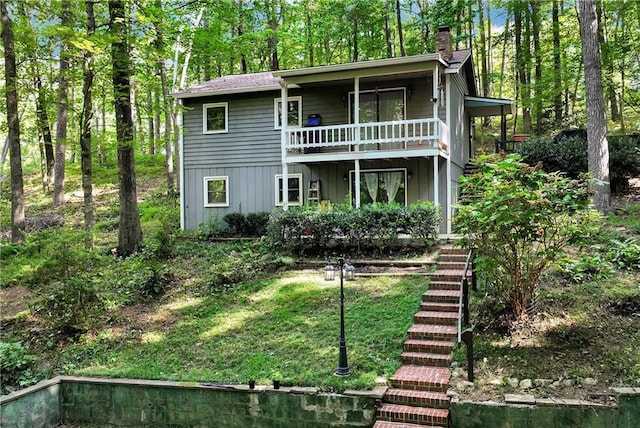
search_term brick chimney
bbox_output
[436,26,453,60]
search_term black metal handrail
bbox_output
[457,247,476,382]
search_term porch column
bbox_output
[178,99,185,230]
[433,65,439,120]
[280,80,289,210]
[433,156,439,207]
[354,77,361,208]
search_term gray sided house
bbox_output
[173,28,513,235]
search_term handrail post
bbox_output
[461,329,474,382]
[462,277,469,327]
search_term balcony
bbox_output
[283,118,448,163]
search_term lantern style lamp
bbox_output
[324,264,335,281]
[344,263,356,281]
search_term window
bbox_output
[204,176,229,207]
[203,102,228,134]
[275,173,303,206]
[274,96,302,129]
[349,169,407,206]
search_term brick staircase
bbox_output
[374,246,469,428]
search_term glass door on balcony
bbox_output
[350,88,406,151]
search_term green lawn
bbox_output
[60,272,427,391]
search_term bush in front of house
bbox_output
[266,201,440,256]
[517,133,640,193]
[198,212,271,238]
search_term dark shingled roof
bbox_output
[173,71,278,98]
[174,50,473,99]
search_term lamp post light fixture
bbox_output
[335,257,351,376]
[343,263,355,281]
[324,264,335,281]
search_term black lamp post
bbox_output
[335,257,350,376]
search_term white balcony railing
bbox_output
[284,118,448,155]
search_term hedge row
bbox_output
[266,202,440,256]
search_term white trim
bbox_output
[274,96,302,129]
[203,176,230,207]
[275,173,303,206]
[348,168,408,206]
[202,102,228,134]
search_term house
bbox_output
[173,27,513,235]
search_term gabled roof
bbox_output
[173,50,474,99]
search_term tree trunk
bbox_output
[552,0,563,126]
[34,75,54,189]
[514,1,530,133]
[353,12,358,62]
[268,1,279,71]
[578,0,611,214]
[53,0,71,208]
[478,0,490,127]
[109,0,142,255]
[80,0,96,249]
[1,0,25,243]
[384,1,392,58]
[395,0,405,56]
[306,8,313,66]
[154,0,174,194]
[531,1,543,132]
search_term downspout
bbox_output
[279,79,289,210]
[433,157,439,207]
[178,99,185,230]
[354,76,361,208]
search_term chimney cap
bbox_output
[437,26,450,33]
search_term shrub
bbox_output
[0,341,37,394]
[197,215,231,239]
[244,212,270,236]
[517,134,640,194]
[455,153,599,321]
[266,202,440,256]
[223,212,246,236]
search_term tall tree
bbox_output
[395,0,405,56]
[79,0,96,248]
[53,0,71,207]
[578,0,611,214]
[1,0,25,243]
[109,0,142,255]
[552,0,562,126]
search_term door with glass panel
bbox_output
[350,169,407,206]
[350,88,406,151]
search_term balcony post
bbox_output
[279,80,289,210]
[354,77,361,208]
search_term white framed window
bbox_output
[203,102,228,134]
[274,96,302,129]
[275,173,303,206]
[349,168,408,206]
[204,176,229,207]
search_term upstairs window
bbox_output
[204,176,229,207]
[274,96,302,129]
[203,102,228,134]
[275,173,303,206]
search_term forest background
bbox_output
[1,0,638,211]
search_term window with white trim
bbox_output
[274,96,302,129]
[204,176,229,207]
[203,102,228,134]
[275,173,303,206]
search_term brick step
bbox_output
[420,302,459,312]
[373,421,443,428]
[404,339,455,354]
[422,289,460,303]
[377,404,449,426]
[401,351,452,367]
[390,365,449,392]
[414,311,459,326]
[408,324,457,341]
[428,280,460,291]
[430,269,470,281]
[439,246,468,255]
[438,254,468,263]
[384,388,450,409]
[436,261,466,270]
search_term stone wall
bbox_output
[0,378,61,428]
[450,388,640,428]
